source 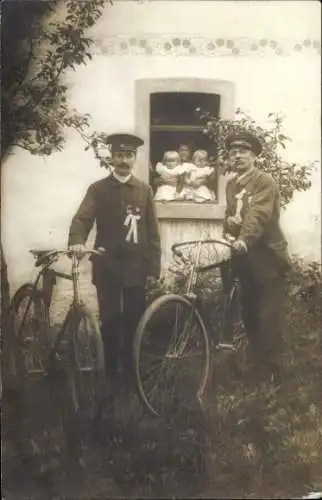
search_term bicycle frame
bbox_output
[47,254,84,364]
[71,254,81,306]
[171,238,241,347]
[15,249,101,376]
[185,239,203,297]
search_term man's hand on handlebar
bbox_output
[67,245,106,259]
[231,239,248,254]
[226,215,242,230]
[223,233,236,244]
[68,244,86,260]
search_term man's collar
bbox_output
[108,171,137,186]
[112,171,132,184]
[235,167,256,186]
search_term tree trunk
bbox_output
[1,240,18,396]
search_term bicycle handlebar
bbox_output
[171,237,236,272]
[68,248,106,257]
[171,238,234,260]
[31,248,106,267]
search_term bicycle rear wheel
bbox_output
[133,294,210,417]
[11,284,50,378]
[67,305,105,429]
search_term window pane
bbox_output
[150,92,220,126]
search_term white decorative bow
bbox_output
[124,212,141,244]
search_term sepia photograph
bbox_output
[1,0,321,498]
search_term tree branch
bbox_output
[6,142,32,152]
[8,36,35,96]
[2,0,106,157]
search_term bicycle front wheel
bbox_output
[67,305,105,429]
[133,294,210,417]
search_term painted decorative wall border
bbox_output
[92,35,321,56]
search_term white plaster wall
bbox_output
[2,0,321,287]
[92,0,320,39]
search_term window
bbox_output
[135,78,236,220]
[150,92,219,201]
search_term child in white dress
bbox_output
[154,151,187,202]
[184,150,216,203]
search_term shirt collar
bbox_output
[112,171,132,184]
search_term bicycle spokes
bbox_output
[166,306,199,358]
[136,298,209,416]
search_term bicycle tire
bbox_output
[65,305,105,432]
[11,284,50,378]
[133,293,210,417]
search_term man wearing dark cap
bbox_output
[68,133,161,389]
[223,130,290,382]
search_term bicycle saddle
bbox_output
[30,249,55,258]
[30,249,56,267]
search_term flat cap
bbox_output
[225,131,262,156]
[105,133,144,152]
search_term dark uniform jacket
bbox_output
[68,174,161,287]
[224,167,290,283]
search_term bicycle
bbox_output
[133,237,244,417]
[10,248,105,433]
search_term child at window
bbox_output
[154,151,187,202]
[184,149,217,203]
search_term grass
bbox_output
[3,258,322,499]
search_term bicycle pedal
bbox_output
[23,337,33,344]
[233,333,247,343]
[58,339,69,346]
[216,343,236,352]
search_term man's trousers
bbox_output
[222,257,287,372]
[95,283,146,381]
[239,274,286,367]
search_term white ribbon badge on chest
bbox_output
[124,205,141,244]
[234,188,246,224]
[234,188,253,223]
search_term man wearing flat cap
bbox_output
[68,133,161,388]
[223,130,290,382]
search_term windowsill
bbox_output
[155,202,225,220]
